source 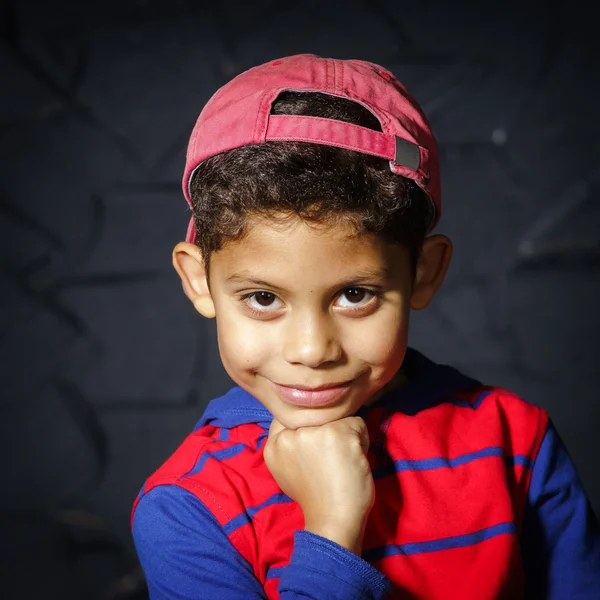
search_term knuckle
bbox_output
[295,427,312,446]
[320,427,340,448]
[351,416,366,428]
[279,429,296,452]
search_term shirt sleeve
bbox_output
[521,421,600,599]
[132,484,391,600]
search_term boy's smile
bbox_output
[270,376,361,408]
[174,212,451,430]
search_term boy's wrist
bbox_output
[304,515,367,556]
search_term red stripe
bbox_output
[378,390,546,462]
[365,459,517,549]
[375,533,523,599]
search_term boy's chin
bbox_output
[272,405,357,431]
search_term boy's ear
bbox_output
[172,242,216,318]
[410,234,452,311]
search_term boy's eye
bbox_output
[251,292,278,307]
[243,291,282,313]
[343,288,367,303]
[336,287,380,309]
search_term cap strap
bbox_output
[266,114,422,172]
[266,114,402,161]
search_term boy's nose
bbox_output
[282,311,342,367]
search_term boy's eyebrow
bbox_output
[225,267,391,289]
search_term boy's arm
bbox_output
[132,485,264,598]
[521,421,600,599]
[132,484,390,600]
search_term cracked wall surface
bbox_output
[2,1,599,598]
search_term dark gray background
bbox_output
[2,1,599,598]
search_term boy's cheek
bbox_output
[216,317,274,370]
[341,314,410,366]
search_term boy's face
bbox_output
[175,213,451,430]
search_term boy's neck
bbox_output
[365,367,408,406]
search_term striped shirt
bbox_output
[132,349,600,599]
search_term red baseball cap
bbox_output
[182,54,441,243]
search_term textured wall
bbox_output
[2,1,599,598]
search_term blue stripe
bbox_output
[472,391,492,409]
[266,567,285,580]
[506,454,534,469]
[218,428,230,441]
[223,493,294,535]
[182,444,246,478]
[362,522,517,561]
[372,447,533,479]
[256,431,268,450]
[448,390,492,409]
[448,398,472,408]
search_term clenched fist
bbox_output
[263,416,375,555]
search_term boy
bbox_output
[131,55,600,599]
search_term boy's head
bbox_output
[173,55,452,429]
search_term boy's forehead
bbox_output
[211,215,408,283]
[222,214,373,256]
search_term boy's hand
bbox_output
[264,416,374,556]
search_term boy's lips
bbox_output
[270,379,355,408]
